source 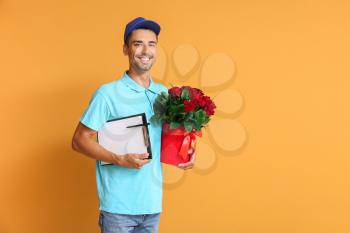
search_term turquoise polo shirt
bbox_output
[80,71,168,214]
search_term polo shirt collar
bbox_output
[121,71,158,94]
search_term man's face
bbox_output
[123,29,158,73]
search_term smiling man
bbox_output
[71,17,196,233]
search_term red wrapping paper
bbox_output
[160,123,202,166]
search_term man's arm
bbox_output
[71,122,150,169]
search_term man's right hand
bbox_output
[72,122,151,169]
[113,153,150,169]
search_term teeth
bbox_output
[139,57,150,63]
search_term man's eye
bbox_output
[135,43,142,46]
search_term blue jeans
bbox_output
[99,210,161,233]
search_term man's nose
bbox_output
[141,45,150,53]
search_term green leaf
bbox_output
[181,87,190,100]
[194,109,203,121]
[170,122,181,129]
[151,91,170,125]
[184,120,193,132]
[185,112,194,121]
[150,115,159,124]
[192,109,209,128]
[169,103,183,113]
[193,120,201,131]
[194,126,201,131]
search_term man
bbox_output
[72,17,196,233]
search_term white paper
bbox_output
[97,115,149,165]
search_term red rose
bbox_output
[184,100,196,112]
[202,96,216,116]
[189,88,204,101]
[196,96,207,108]
[204,106,215,116]
[168,87,182,97]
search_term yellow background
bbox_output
[1,0,349,232]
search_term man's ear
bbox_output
[123,44,128,56]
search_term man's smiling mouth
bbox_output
[138,56,151,64]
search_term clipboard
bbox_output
[97,113,152,165]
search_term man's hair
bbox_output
[124,27,159,46]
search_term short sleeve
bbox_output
[80,90,110,131]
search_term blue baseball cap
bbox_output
[124,17,161,44]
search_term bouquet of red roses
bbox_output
[150,86,216,166]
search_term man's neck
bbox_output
[126,69,151,89]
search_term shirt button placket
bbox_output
[145,90,154,113]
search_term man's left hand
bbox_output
[177,140,196,170]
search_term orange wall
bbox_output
[1,0,349,232]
